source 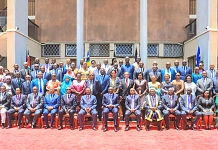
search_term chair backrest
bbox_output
[213,95,217,117]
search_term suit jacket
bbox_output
[11,70,20,78]
[102,93,120,108]
[42,72,51,81]
[148,68,161,73]
[180,94,198,111]
[26,93,43,109]
[125,94,140,110]
[162,94,179,110]
[20,68,31,80]
[11,78,24,95]
[206,69,216,78]
[50,69,62,82]
[85,79,101,95]
[30,78,48,95]
[213,77,218,94]
[10,94,26,109]
[133,68,147,80]
[93,69,101,77]
[44,94,60,110]
[161,68,176,82]
[121,64,135,79]
[31,64,41,71]
[120,78,134,99]
[107,67,122,78]
[63,64,71,72]
[196,78,213,96]
[61,94,77,110]
[0,92,11,110]
[147,71,162,82]
[58,67,67,77]
[42,64,53,72]
[178,66,192,81]
[80,95,97,110]
[96,74,110,94]
[22,81,31,95]
[31,70,40,80]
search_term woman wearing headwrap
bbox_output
[60,75,72,97]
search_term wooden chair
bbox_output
[163,114,182,128]
[41,113,58,128]
[124,114,142,127]
[12,112,25,127]
[63,113,78,129]
[181,115,202,129]
[23,113,41,128]
[101,106,120,129]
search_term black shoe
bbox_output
[125,126,129,131]
[103,126,108,132]
[6,125,11,129]
[58,126,63,130]
[50,126,53,129]
[79,127,83,131]
[146,126,149,131]
[99,118,102,121]
[175,126,180,130]
[158,127,162,131]
[192,124,196,131]
[45,125,50,129]
[17,126,20,130]
[2,123,5,129]
[31,124,36,129]
[136,126,140,131]
[70,126,74,130]
[114,126,117,132]
[93,127,97,131]
[185,125,189,130]
[165,127,169,131]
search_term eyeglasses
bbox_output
[66,89,71,90]
[89,75,94,76]
[176,75,180,76]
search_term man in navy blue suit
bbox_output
[78,88,97,131]
[43,86,60,129]
[125,88,141,131]
[161,62,176,82]
[31,58,40,71]
[178,60,192,81]
[40,66,51,81]
[21,75,31,96]
[86,72,101,99]
[102,87,120,132]
[31,64,40,80]
[11,72,24,95]
[96,68,110,120]
[31,72,48,96]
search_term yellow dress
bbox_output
[79,68,89,80]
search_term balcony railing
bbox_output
[0,7,7,32]
[28,19,39,41]
[185,19,196,40]
[189,0,196,15]
[28,0,35,16]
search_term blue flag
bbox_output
[195,46,201,66]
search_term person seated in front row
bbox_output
[162,88,181,130]
[102,87,120,132]
[24,87,44,129]
[180,88,201,130]
[124,88,141,131]
[143,88,163,131]
[6,88,26,129]
[78,88,97,131]
[43,86,60,129]
[58,87,77,130]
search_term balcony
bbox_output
[185,19,196,40]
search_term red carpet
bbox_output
[0,126,218,150]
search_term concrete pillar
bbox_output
[140,0,148,65]
[76,0,84,66]
[7,0,28,70]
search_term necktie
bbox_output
[184,66,186,73]
[188,96,191,110]
[154,71,156,76]
[17,79,20,85]
[39,79,42,93]
[126,78,128,87]
[67,94,70,103]
[32,95,36,108]
[87,95,90,102]
[35,71,38,78]
[211,70,214,78]
[0,93,3,101]
[25,69,28,75]
[175,67,178,73]
[131,95,134,109]
[170,96,172,106]
[16,95,20,105]
[152,96,155,106]
[110,94,112,104]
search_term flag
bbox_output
[195,45,201,66]
[134,48,138,62]
[86,50,91,67]
[26,49,31,69]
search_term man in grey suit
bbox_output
[180,88,201,130]
[24,86,43,129]
[42,57,53,73]
[58,87,77,130]
[206,63,216,78]
[40,66,51,81]
[50,63,62,82]
[125,88,141,131]
[162,88,181,130]
[93,62,101,77]
[107,63,122,78]
[22,75,31,96]
[120,72,134,120]
[11,72,24,95]
[196,71,213,96]
[30,64,40,80]
[78,88,97,131]
[31,58,40,71]
[212,70,218,95]
[20,62,31,80]
[133,62,147,79]
[147,65,161,82]
[147,61,161,73]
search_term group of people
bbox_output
[0,56,217,132]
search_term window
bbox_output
[41,44,60,57]
[147,44,158,56]
[164,44,183,57]
[65,44,77,56]
[89,44,110,57]
[115,43,134,57]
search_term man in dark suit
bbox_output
[86,72,101,97]
[107,63,122,78]
[43,87,60,129]
[11,72,24,95]
[133,62,147,79]
[102,87,120,132]
[93,62,101,77]
[161,62,176,82]
[180,88,201,130]
[58,87,77,130]
[21,75,31,96]
[6,88,26,129]
[147,61,161,73]
[162,88,181,130]
[31,64,40,80]
[63,59,71,71]
[196,71,213,96]
[78,88,97,131]
[0,85,11,128]
[58,62,66,77]
[31,72,48,96]
[206,63,216,78]
[96,68,110,120]
[31,58,40,71]
[50,63,62,82]
[213,70,218,95]
[42,57,53,73]
[120,72,134,120]
[178,60,192,81]
[173,60,180,74]
[147,65,161,82]
[125,88,141,131]
[11,63,20,78]
[24,86,43,129]
[40,66,51,81]
[20,62,31,80]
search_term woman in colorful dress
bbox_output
[46,74,61,95]
[109,69,121,94]
[79,62,89,80]
[192,67,202,84]
[184,74,196,96]
[60,74,72,97]
[171,72,184,97]
[148,75,161,96]
[66,68,76,80]
[160,73,174,97]
[3,75,12,95]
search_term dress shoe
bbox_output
[79,127,83,131]
[136,126,140,131]
[158,127,163,131]
[70,126,74,130]
[31,124,36,129]
[2,123,5,129]
[175,126,180,130]
[58,126,63,130]
[45,125,50,129]
[125,126,130,131]
[93,127,97,131]
[192,124,196,131]
[185,125,189,130]
[145,126,149,131]
[17,126,20,130]
[114,126,117,132]
[103,126,108,132]
[208,127,211,130]
[50,126,54,129]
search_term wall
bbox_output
[0,32,7,57]
[0,0,6,10]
